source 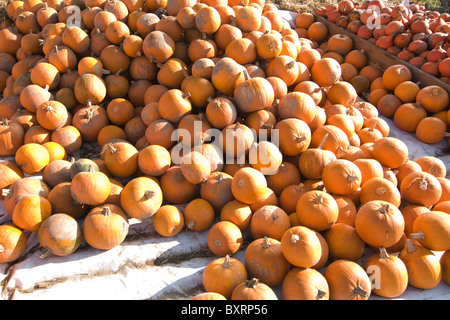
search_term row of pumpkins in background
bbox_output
[315,0,450,82]
[0,0,449,300]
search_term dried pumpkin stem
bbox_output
[101,206,112,216]
[378,247,389,259]
[39,247,53,259]
[318,133,329,150]
[144,190,155,199]
[317,289,327,299]
[262,236,271,249]
[290,234,300,244]
[245,278,259,289]
[353,285,369,298]
[410,230,425,239]
[405,239,417,253]
[222,255,231,268]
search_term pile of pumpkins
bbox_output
[315,0,450,82]
[0,0,449,300]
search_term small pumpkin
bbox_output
[120,176,163,219]
[296,190,339,232]
[410,210,450,251]
[280,226,322,268]
[250,205,291,241]
[83,204,129,251]
[207,221,243,257]
[152,205,184,237]
[282,267,329,300]
[202,254,247,299]
[400,171,443,208]
[12,194,52,232]
[71,165,111,206]
[184,198,215,232]
[324,259,371,300]
[231,278,278,300]
[15,143,50,175]
[38,213,82,257]
[0,224,28,263]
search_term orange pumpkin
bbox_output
[355,200,405,248]
[282,267,329,300]
[83,204,129,250]
[184,198,215,232]
[12,194,52,232]
[0,224,28,263]
[207,220,243,256]
[250,205,291,241]
[280,226,322,268]
[120,176,163,219]
[152,205,185,237]
[231,278,278,300]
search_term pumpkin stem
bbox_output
[1,189,12,198]
[378,203,390,214]
[262,236,271,249]
[347,174,359,181]
[221,255,232,268]
[405,238,417,253]
[88,164,96,173]
[245,278,259,289]
[0,118,9,126]
[39,247,53,259]
[0,244,4,253]
[410,230,426,239]
[353,285,369,298]
[313,194,324,204]
[318,133,329,150]
[379,247,389,259]
[107,142,117,154]
[144,190,155,199]
[317,289,327,299]
[101,206,112,216]
[290,234,300,244]
[187,220,196,230]
[182,91,191,100]
[375,187,386,196]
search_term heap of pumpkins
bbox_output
[0,0,449,300]
[315,0,450,82]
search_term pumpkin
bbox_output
[250,205,291,241]
[15,142,50,175]
[231,278,278,300]
[416,85,449,113]
[248,141,282,176]
[191,292,227,300]
[372,137,408,169]
[38,213,82,258]
[400,171,443,208]
[0,224,28,263]
[324,260,371,300]
[179,150,211,184]
[0,119,25,156]
[199,172,234,213]
[393,103,427,132]
[325,223,365,261]
[355,200,405,248]
[103,141,139,178]
[83,204,129,250]
[311,57,341,88]
[359,177,401,207]
[219,122,255,160]
[142,30,175,64]
[321,159,362,196]
[399,239,442,289]
[120,176,163,219]
[280,226,322,268]
[233,75,275,114]
[19,83,52,113]
[137,144,170,177]
[184,198,215,232]
[72,104,109,142]
[205,96,237,130]
[277,91,317,124]
[70,158,99,179]
[298,134,337,180]
[2,177,50,217]
[0,161,24,196]
[35,100,68,131]
[158,88,192,123]
[71,165,111,206]
[244,236,290,286]
[202,254,247,299]
[410,210,450,251]
[266,162,301,196]
[74,73,107,105]
[282,267,329,300]
[12,194,52,232]
[310,125,350,158]
[416,156,446,178]
[152,205,184,237]
[415,117,447,144]
[42,159,71,188]
[211,57,246,95]
[47,182,87,219]
[296,190,339,231]
[274,118,311,157]
[207,221,243,256]
[231,167,267,204]
[220,199,252,231]
[160,166,197,204]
